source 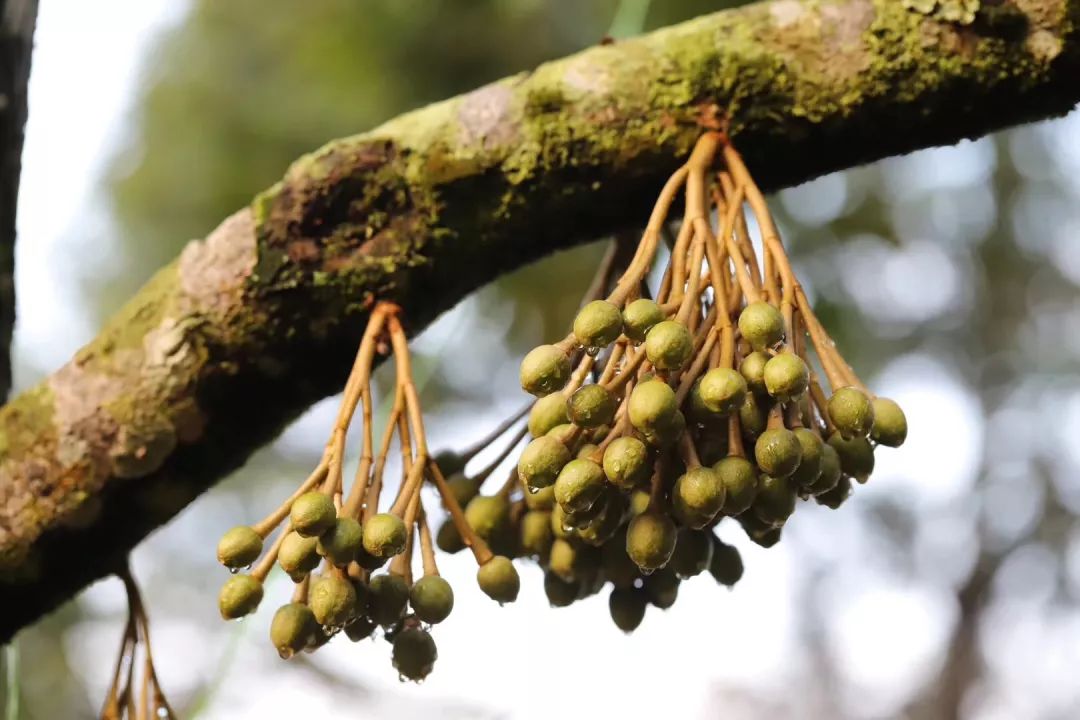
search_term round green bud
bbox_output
[520,344,571,397]
[393,626,438,682]
[270,603,316,659]
[548,537,583,582]
[714,456,759,516]
[308,574,357,628]
[464,495,510,541]
[628,379,678,431]
[669,529,714,578]
[626,511,677,573]
[643,567,680,609]
[698,368,748,415]
[870,397,907,447]
[524,483,556,511]
[544,571,581,608]
[753,475,797,526]
[528,393,570,437]
[216,526,263,569]
[518,435,571,492]
[741,512,783,548]
[602,436,650,490]
[362,513,407,559]
[640,410,685,448]
[807,442,842,495]
[644,320,693,371]
[672,466,726,529]
[816,475,852,509]
[567,384,616,428]
[695,430,730,466]
[828,386,875,439]
[754,428,803,479]
[708,537,744,586]
[435,520,465,554]
[278,531,320,579]
[432,450,467,477]
[409,575,454,625]
[789,428,825,489]
[623,299,665,342]
[367,573,410,627]
[445,473,481,508]
[738,302,784,351]
[763,353,809,401]
[601,530,640,589]
[630,489,651,517]
[520,510,554,557]
[554,458,606,514]
[609,588,648,633]
[344,615,377,642]
[317,517,363,567]
[739,351,770,395]
[827,433,875,482]
[218,575,263,620]
[477,555,520,603]
[289,492,336,538]
[739,392,770,440]
[574,300,623,349]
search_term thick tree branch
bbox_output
[1,0,1078,641]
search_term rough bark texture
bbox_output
[1,0,1079,641]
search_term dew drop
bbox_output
[639,567,654,577]
[398,673,408,684]
[244,564,253,571]
[526,485,540,495]
[277,648,294,660]
[585,346,601,357]
[156,709,171,719]
[228,567,239,575]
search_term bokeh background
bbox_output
[4,0,1080,718]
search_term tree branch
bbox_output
[1,0,1078,641]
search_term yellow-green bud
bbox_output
[626,511,677,572]
[698,367,748,415]
[216,526,262,569]
[753,475,797,526]
[828,386,875,439]
[763,353,809,401]
[528,393,569,437]
[754,428,803,478]
[289,492,336,537]
[278,531,320,579]
[362,513,407,559]
[671,466,725,529]
[602,436,650,490]
[308,575,357,627]
[738,302,784,350]
[269,603,316,659]
[739,350,770,395]
[464,495,510,541]
[574,300,623,349]
[714,456,759,516]
[789,428,824,489]
[628,379,677,431]
[393,626,438,682]
[520,510,554,557]
[567,384,616,428]
[520,344,571,397]
[644,320,693,371]
[870,397,907,447]
[218,575,263,620]
[317,517,363,566]
[554,458,605,513]
[477,556,520,603]
[409,575,454,625]
[622,299,665,342]
[367,573,409,627]
[518,435,571,491]
[827,432,875,482]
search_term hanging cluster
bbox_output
[214,303,520,682]
[509,131,907,628]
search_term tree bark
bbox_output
[1,0,1078,642]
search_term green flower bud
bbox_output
[714,456,759,516]
[739,392,770,440]
[575,491,626,547]
[554,458,606,513]
[362,513,407,559]
[630,489,651,516]
[739,351,770,395]
[870,397,907,447]
[216,526,263,569]
[698,367,748,415]
[544,571,581,608]
[574,300,623,349]
[623,299,666,342]
[763,353,809,401]
[626,511,677,572]
[545,423,576,445]
[520,344,571,397]
[601,530,640,589]
[289,492,336,538]
[344,615,377,642]
[828,386,875,439]
[567,384,616,428]
[827,433,875,482]
[518,435,571,492]
[708,537,744,586]
[367,573,410,627]
[308,574,357,628]
[317,517,363,566]
[643,567,680,609]
[753,475,797,526]
[528,393,570,437]
[738,302,784,351]
[548,537,583,581]
[754,428,803,478]
[465,495,511,541]
[435,520,465,554]
[218,575,263,620]
[393,626,438,682]
[807,442,842,495]
[602,436,650,490]
[640,410,685,448]
[270,603,317,659]
[409,575,454,625]
[695,430,730,466]
[669,529,713,578]
[524,483,556,511]
[609,588,648,633]
[278,531,320,579]
[739,511,783,548]
[671,466,726,529]
[628,379,678,431]
[520,510,554,557]
[815,475,852,509]
[477,555,520,603]
[789,428,824,489]
[644,320,693,371]
[432,450,467,477]
[445,473,481,508]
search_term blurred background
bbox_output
[4,0,1080,718]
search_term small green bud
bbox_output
[738,302,784,351]
[554,458,606,513]
[739,351,770,395]
[344,615,377,642]
[601,530,640,589]
[870,397,907,447]
[517,435,571,491]
[669,529,713,578]
[520,510,554,557]
[574,300,623,348]
[739,511,783,548]
[708,537,744,586]
[609,588,648,633]
[409,575,454,625]
[435,520,465,554]
[548,537,583,582]
[644,320,693,371]
[464,495,510,541]
[628,379,678,431]
[789,428,825,489]
[671,466,726,529]
[289,492,336,538]
[528,393,570,437]
[317,517,363,566]
[807,442,842,495]
[640,410,685,448]
[278,531,320,579]
[754,428,803,478]
[216,526,263,569]
[695,430,730,466]
[827,433,875,482]
[362,513,407,559]
[815,475,852,509]
[576,442,600,460]
[308,575,357,627]
[567,384,616,428]
[623,299,666,342]
[753,475,797,526]
[544,571,581,608]
[218,575,263,620]
[367,573,410,627]
[520,344,571,396]
[626,511,677,572]
[763,353,809,401]
[432,450,467,477]
[602,436,650,490]
[643,567,680,609]
[445,473,481,508]
[739,392,770,439]
[393,626,438,682]
[270,603,316,659]
[714,456,759,516]
[545,423,576,445]
[524,483,556,511]
[477,556,520,603]
[630,489,651,516]
[828,387,875,439]
[698,367,748,415]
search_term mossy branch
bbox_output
[1,0,1079,641]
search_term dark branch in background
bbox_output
[0,0,1079,642]
[0,0,38,401]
